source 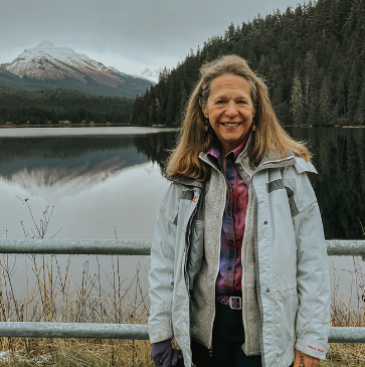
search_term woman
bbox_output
[148,55,330,367]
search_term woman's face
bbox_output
[203,73,255,156]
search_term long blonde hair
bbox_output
[167,54,310,181]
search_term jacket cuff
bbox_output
[148,324,173,344]
[295,335,329,360]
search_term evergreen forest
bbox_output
[0,87,134,125]
[131,0,365,127]
[0,67,153,99]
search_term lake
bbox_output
[0,126,364,306]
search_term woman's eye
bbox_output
[217,100,225,104]
[238,100,246,104]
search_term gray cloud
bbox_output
[1,0,296,75]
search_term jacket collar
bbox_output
[199,133,296,177]
[169,137,297,187]
[165,175,203,188]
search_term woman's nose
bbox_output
[225,101,238,118]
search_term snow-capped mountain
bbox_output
[6,40,110,80]
[0,41,153,98]
[141,67,164,83]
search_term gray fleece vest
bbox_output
[190,150,261,355]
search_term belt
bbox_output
[216,294,242,310]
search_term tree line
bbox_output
[0,87,134,125]
[131,0,365,127]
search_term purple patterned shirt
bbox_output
[207,136,249,294]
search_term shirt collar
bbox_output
[207,133,249,163]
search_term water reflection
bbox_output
[0,134,176,195]
[0,132,177,240]
[286,128,365,240]
[1,128,363,240]
[0,128,364,302]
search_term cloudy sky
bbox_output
[1,0,298,76]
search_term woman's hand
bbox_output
[293,349,320,367]
[151,339,174,367]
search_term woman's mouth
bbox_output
[221,122,241,127]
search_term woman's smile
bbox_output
[221,122,241,127]
[203,73,255,156]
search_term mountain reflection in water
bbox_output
[0,128,364,240]
[0,134,174,191]
[0,132,176,240]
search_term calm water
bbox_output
[0,126,364,300]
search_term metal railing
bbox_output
[0,238,364,343]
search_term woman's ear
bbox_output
[202,106,208,119]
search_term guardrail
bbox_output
[0,238,364,343]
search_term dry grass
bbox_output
[0,251,153,367]
[320,222,365,367]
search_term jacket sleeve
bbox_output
[148,183,178,343]
[287,163,331,360]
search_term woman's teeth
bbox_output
[222,123,240,127]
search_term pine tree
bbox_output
[355,80,365,125]
[290,75,304,125]
[319,76,333,125]
[347,56,363,122]
[303,77,310,114]
[335,74,347,122]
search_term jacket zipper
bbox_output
[253,187,265,367]
[184,201,198,289]
[199,155,227,354]
[235,165,250,347]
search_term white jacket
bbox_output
[148,147,331,367]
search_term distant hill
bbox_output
[0,86,134,125]
[0,41,153,98]
[131,0,365,127]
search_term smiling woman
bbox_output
[166,55,310,181]
[202,74,255,159]
[148,55,330,367]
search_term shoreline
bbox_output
[0,122,133,129]
[0,125,179,138]
[2,123,364,129]
[283,125,365,128]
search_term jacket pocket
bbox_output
[187,219,204,290]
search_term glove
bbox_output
[171,349,184,366]
[151,339,173,367]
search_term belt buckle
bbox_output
[228,296,241,310]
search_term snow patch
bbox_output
[141,67,163,83]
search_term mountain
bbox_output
[0,41,153,98]
[141,67,164,83]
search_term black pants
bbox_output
[191,301,262,367]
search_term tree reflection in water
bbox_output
[286,128,365,240]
